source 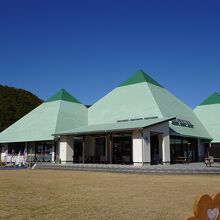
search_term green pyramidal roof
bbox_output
[199,92,220,106]
[119,70,163,88]
[194,92,220,142]
[46,89,81,103]
[0,90,88,143]
[89,69,211,140]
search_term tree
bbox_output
[0,85,42,132]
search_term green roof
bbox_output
[89,70,211,140]
[119,70,163,88]
[0,70,213,143]
[0,90,88,143]
[199,92,220,106]
[46,88,81,103]
[195,94,220,143]
[55,117,174,135]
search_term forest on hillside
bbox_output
[0,85,42,132]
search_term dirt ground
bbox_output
[0,169,220,220]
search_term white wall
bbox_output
[51,142,55,163]
[132,121,170,166]
[59,136,74,164]
[132,130,144,166]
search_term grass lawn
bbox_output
[0,170,220,220]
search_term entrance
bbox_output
[73,139,83,163]
[112,136,132,164]
[150,135,162,165]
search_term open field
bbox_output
[0,170,220,220]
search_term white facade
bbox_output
[132,122,170,166]
[55,121,171,166]
[59,136,74,164]
[1,122,206,167]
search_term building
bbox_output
[0,70,212,165]
[194,92,220,157]
[0,89,88,163]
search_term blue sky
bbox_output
[0,0,219,108]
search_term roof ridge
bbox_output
[54,100,63,134]
[146,82,163,117]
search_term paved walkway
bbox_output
[35,163,220,175]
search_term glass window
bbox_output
[95,137,106,156]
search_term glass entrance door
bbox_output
[112,136,132,164]
[73,140,83,163]
[150,135,160,165]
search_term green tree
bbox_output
[0,85,42,132]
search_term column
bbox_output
[51,141,55,163]
[59,135,74,164]
[162,131,170,165]
[132,130,151,166]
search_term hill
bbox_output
[0,85,42,132]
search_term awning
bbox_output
[54,117,175,136]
